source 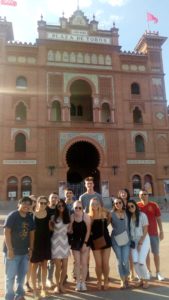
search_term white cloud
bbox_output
[99,0,128,6]
[99,14,122,29]
[94,9,104,18]
[45,0,92,18]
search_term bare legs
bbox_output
[31,260,47,296]
[93,247,111,290]
[73,247,89,287]
[54,258,68,293]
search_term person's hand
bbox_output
[137,243,142,252]
[28,248,33,258]
[81,243,87,252]
[159,231,164,241]
[7,248,14,259]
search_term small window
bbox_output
[131,82,140,95]
[21,176,32,196]
[16,76,27,88]
[7,176,18,201]
[15,133,26,152]
[133,107,143,123]
[15,102,27,121]
[135,135,145,152]
[51,100,61,121]
[101,103,111,122]
[144,175,153,195]
[132,175,142,195]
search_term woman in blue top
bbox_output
[111,198,130,289]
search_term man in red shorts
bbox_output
[138,190,165,281]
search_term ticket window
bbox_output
[21,176,32,197]
[132,175,142,196]
[7,177,18,201]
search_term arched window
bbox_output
[77,105,83,116]
[51,100,61,121]
[15,133,26,152]
[131,82,140,95]
[133,107,143,123]
[135,135,145,152]
[71,103,76,116]
[144,175,153,195]
[15,102,27,121]
[21,176,32,196]
[16,76,27,88]
[101,103,111,122]
[7,176,18,201]
[132,175,142,195]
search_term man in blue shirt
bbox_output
[3,197,35,300]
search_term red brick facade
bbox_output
[0,10,168,201]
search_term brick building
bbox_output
[0,9,168,201]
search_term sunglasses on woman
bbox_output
[127,204,135,209]
[114,201,122,205]
[75,206,82,210]
[57,204,64,209]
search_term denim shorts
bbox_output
[150,235,159,255]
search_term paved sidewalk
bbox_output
[0,211,169,300]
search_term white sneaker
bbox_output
[81,282,87,291]
[46,279,55,288]
[75,282,81,291]
[156,272,165,281]
[147,271,152,280]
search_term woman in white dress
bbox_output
[49,199,70,293]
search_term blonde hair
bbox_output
[73,200,83,209]
[88,198,107,219]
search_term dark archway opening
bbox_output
[66,141,100,197]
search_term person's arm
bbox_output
[156,216,164,240]
[106,209,112,225]
[67,214,74,233]
[29,229,35,258]
[4,227,14,259]
[138,224,148,245]
[83,214,91,245]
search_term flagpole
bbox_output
[146,11,150,31]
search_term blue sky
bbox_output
[0,0,169,103]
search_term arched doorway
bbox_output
[66,141,100,198]
[21,176,32,196]
[70,79,93,121]
[7,176,18,201]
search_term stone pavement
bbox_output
[0,210,169,300]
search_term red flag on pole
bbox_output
[147,12,158,23]
[0,0,17,6]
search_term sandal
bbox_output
[142,281,149,289]
[135,280,143,288]
[54,286,60,294]
[97,281,102,290]
[103,281,109,290]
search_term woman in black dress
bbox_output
[31,196,51,299]
[88,198,111,290]
[69,200,91,292]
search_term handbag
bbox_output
[93,235,107,249]
[114,230,129,246]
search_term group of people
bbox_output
[3,176,165,300]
